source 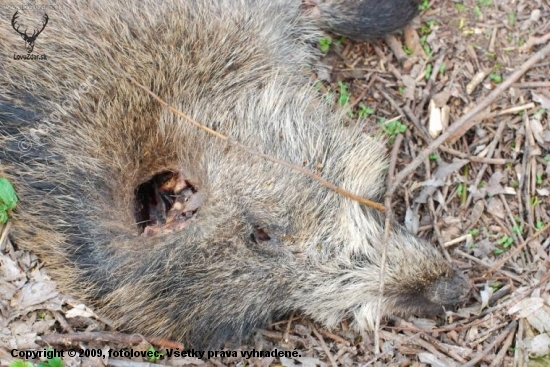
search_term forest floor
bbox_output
[1,0,549,366]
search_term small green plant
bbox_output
[536,173,543,185]
[402,45,413,55]
[319,36,332,53]
[469,228,480,237]
[544,155,550,162]
[512,222,524,236]
[456,183,465,197]
[419,20,437,36]
[455,3,466,11]
[380,119,407,136]
[419,0,430,11]
[336,36,346,45]
[38,358,63,367]
[429,154,439,161]
[489,73,502,83]
[491,283,501,291]
[494,235,514,254]
[337,81,351,106]
[422,40,432,56]
[419,25,431,36]
[531,196,541,206]
[478,0,492,7]
[9,361,33,367]
[474,5,482,17]
[439,62,447,74]
[0,178,18,224]
[357,103,375,118]
[425,63,433,79]
[426,20,437,28]
[37,349,63,367]
[493,238,513,255]
[536,221,544,231]
[398,86,405,94]
[508,12,516,26]
[148,347,163,362]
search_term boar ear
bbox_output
[305,0,420,40]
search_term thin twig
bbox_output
[404,331,463,365]
[53,311,74,333]
[365,331,421,366]
[40,332,185,350]
[319,329,351,347]
[283,311,294,343]
[462,321,517,367]
[439,146,510,164]
[374,134,403,354]
[261,330,308,345]
[108,360,165,367]
[310,322,338,367]
[489,322,516,367]
[512,81,550,88]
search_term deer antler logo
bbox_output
[11,11,49,54]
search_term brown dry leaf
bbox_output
[487,197,505,219]
[11,280,58,309]
[0,253,25,281]
[0,332,39,349]
[530,116,549,148]
[528,333,550,358]
[418,352,456,367]
[414,159,468,204]
[486,171,509,196]
[281,356,325,367]
[508,297,545,318]
[526,305,550,334]
[479,283,494,311]
[168,357,207,366]
[65,303,97,319]
[532,91,550,110]
[411,318,437,331]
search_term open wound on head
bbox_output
[134,171,203,237]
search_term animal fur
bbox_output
[0,0,469,349]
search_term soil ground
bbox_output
[1,0,549,366]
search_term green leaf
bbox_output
[9,361,33,367]
[338,81,350,105]
[319,37,332,53]
[0,178,18,210]
[47,357,63,367]
[0,210,8,225]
